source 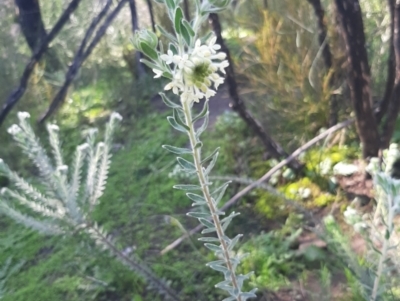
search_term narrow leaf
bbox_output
[198,237,220,242]
[201,227,216,234]
[167,116,188,132]
[177,157,195,171]
[198,218,214,228]
[205,151,219,175]
[208,263,228,273]
[204,243,222,253]
[174,7,183,34]
[227,234,243,251]
[211,181,231,205]
[159,93,181,109]
[173,184,201,190]
[140,42,158,60]
[186,192,205,203]
[201,147,220,165]
[156,25,177,43]
[173,108,189,130]
[162,145,192,154]
[187,211,210,219]
[182,19,195,38]
[180,21,192,46]
[196,112,209,138]
[193,101,209,123]
[140,58,160,70]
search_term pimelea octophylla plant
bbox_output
[133,0,257,300]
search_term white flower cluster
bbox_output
[154,37,229,103]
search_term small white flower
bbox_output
[160,50,175,64]
[17,111,30,120]
[208,36,221,53]
[7,124,21,135]
[152,68,163,78]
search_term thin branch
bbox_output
[38,0,129,123]
[160,118,354,254]
[0,0,83,127]
[208,13,303,172]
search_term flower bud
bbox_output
[132,29,158,51]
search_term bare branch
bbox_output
[0,0,83,127]
[38,0,129,123]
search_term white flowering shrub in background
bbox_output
[133,0,257,300]
[0,112,181,301]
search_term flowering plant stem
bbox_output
[182,100,242,301]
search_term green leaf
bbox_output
[167,116,188,132]
[186,192,205,202]
[156,25,177,42]
[180,21,192,46]
[169,42,178,55]
[211,181,230,205]
[202,147,220,165]
[140,59,160,70]
[165,0,175,10]
[196,113,209,138]
[207,263,228,273]
[159,93,181,109]
[205,150,219,175]
[201,227,216,234]
[198,237,220,242]
[182,19,195,38]
[173,109,189,130]
[193,100,209,123]
[221,212,240,231]
[174,7,183,34]
[204,243,222,253]
[198,218,214,228]
[162,145,192,154]
[227,234,243,251]
[177,157,195,171]
[173,184,201,190]
[187,211,210,219]
[140,42,158,60]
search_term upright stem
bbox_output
[370,195,394,301]
[182,100,242,301]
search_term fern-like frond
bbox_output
[47,124,64,168]
[0,160,63,211]
[1,188,64,219]
[92,143,110,207]
[85,131,102,205]
[0,201,63,235]
[67,143,88,221]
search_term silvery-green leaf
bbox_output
[193,101,209,123]
[216,280,234,292]
[211,181,231,205]
[186,192,205,203]
[162,145,191,154]
[199,217,214,228]
[173,184,201,190]
[204,243,222,253]
[180,21,192,46]
[156,25,177,42]
[208,263,228,273]
[167,116,188,132]
[201,147,220,165]
[165,0,175,10]
[182,19,195,38]
[187,211,210,219]
[169,42,178,54]
[174,7,183,34]
[173,109,189,130]
[196,113,209,138]
[159,93,181,109]
[239,291,257,299]
[198,237,220,242]
[201,226,216,234]
[177,157,195,171]
[227,234,243,251]
[221,212,240,231]
[205,151,219,175]
[140,42,158,60]
[140,58,160,71]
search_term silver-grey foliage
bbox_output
[0,112,181,301]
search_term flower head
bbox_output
[154,36,229,104]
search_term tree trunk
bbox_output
[381,1,400,148]
[307,0,339,127]
[376,0,395,123]
[208,13,303,171]
[14,0,47,52]
[334,0,380,158]
[128,0,145,79]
